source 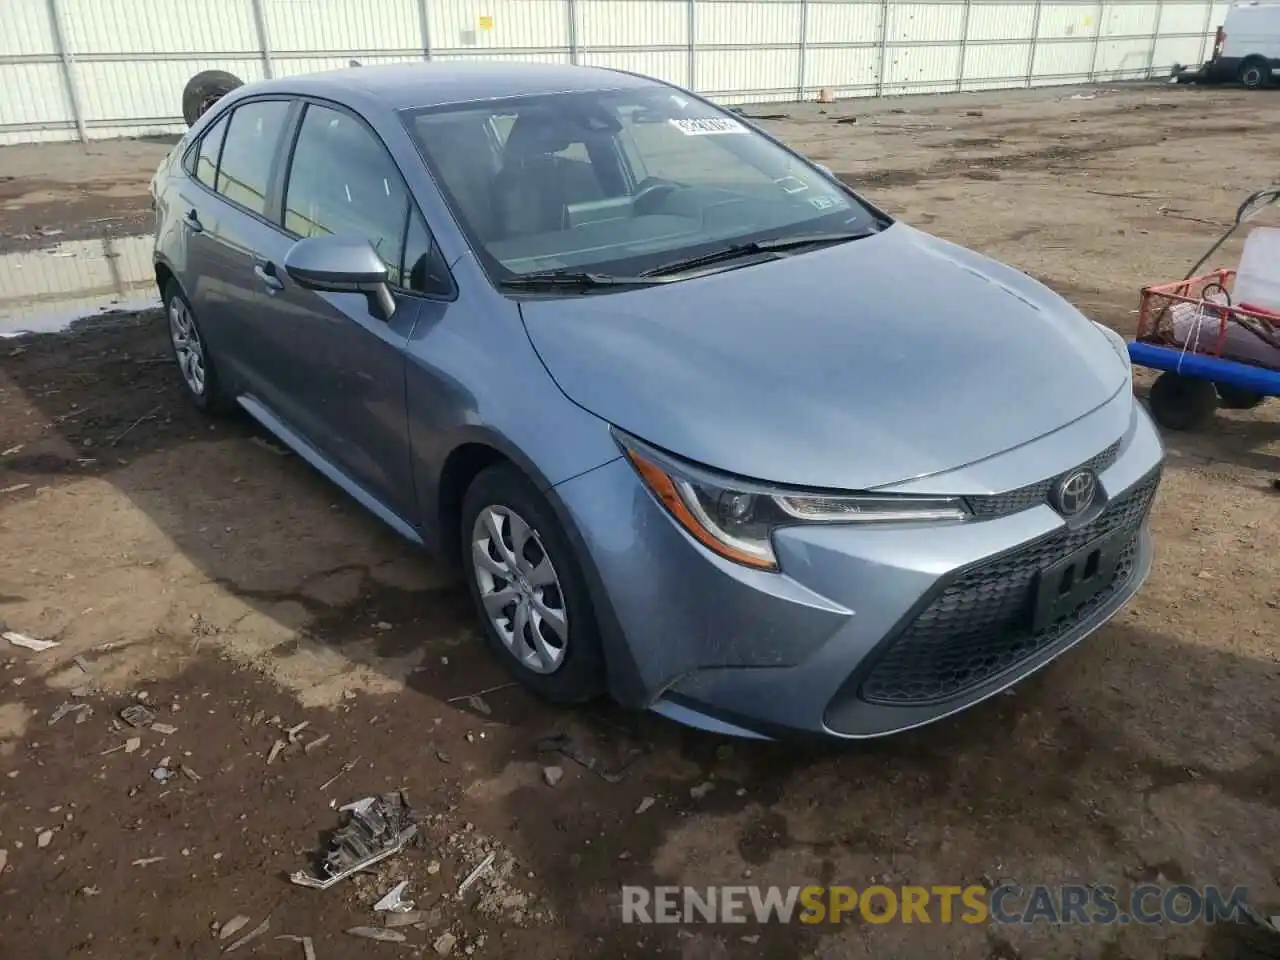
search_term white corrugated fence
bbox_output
[0,0,1229,144]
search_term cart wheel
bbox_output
[1149,372,1218,431]
[1216,384,1267,410]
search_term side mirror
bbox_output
[283,235,396,320]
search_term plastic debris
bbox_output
[457,851,495,897]
[151,722,178,735]
[49,702,92,725]
[347,927,405,943]
[152,766,172,783]
[635,796,656,815]
[267,740,287,764]
[132,856,164,866]
[125,736,141,753]
[120,704,157,728]
[304,734,330,754]
[3,631,58,652]
[542,765,563,787]
[37,830,53,848]
[285,720,310,742]
[218,916,251,941]
[373,880,414,913]
[290,791,420,890]
[433,932,458,956]
[224,916,270,953]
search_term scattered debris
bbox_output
[285,720,310,742]
[3,631,58,652]
[218,916,251,941]
[152,766,172,783]
[109,405,161,447]
[180,764,201,782]
[267,739,287,764]
[1071,93,1096,100]
[72,655,92,675]
[742,112,790,121]
[224,916,270,953]
[444,682,518,705]
[690,781,715,800]
[304,734,330,753]
[120,704,157,728]
[458,851,496,897]
[81,885,100,896]
[373,879,414,913]
[131,856,164,866]
[435,750,451,764]
[151,722,177,735]
[125,736,141,753]
[542,765,564,787]
[384,910,424,927]
[635,796,656,815]
[347,927,405,943]
[290,791,420,890]
[48,702,92,725]
[964,109,984,116]
[466,694,492,716]
[37,830,53,848]
[434,931,458,956]
[275,936,317,960]
[0,850,7,872]
[535,733,642,783]
[0,484,31,496]
[1,444,22,457]
[836,116,858,125]
[318,756,361,791]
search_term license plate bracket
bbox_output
[1032,532,1125,633]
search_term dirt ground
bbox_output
[0,81,1278,960]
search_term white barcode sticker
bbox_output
[668,117,748,136]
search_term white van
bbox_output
[1173,1,1280,88]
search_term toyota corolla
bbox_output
[151,62,1163,740]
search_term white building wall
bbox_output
[0,0,1225,144]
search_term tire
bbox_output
[1216,384,1267,410]
[1148,371,1218,431]
[163,281,235,415]
[461,463,605,704]
[1239,58,1269,91]
[182,70,243,127]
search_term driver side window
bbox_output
[282,103,450,297]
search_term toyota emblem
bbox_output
[1052,469,1098,517]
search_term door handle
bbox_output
[253,260,284,292]
[184,209,203,233]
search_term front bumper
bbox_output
[553,392,1164,740]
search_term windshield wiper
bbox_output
[639,230,879,278]
[499,270,658,291]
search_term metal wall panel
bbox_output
[272,54,424,76]
[805,2,883,44]
[961,41,1036,84]
[803,46,881,93]
[698,47,799,94]
[884,43,964,93]
[1101,1,1160,35]
[1152,34,1208,67]
[577,1,689,48]
[2,0,59,57]
[1158,2,1213,34]
[1093,36,1156,74]
[1031,37,1096,80]
[65,0,260,54]
[264,0,421,53]
[887,3,967,43]
[696,1,802,45]
[0,65,73,132]
[965,4,1037,42]
[1037,4,1102,40]
[76,59,265,125]
[581,49,690,86]
[430,0,570,51]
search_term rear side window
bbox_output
[215,100,290,216]
[187,113,228,187]
[283,103,410,282]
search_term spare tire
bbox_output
[182,70,243,127]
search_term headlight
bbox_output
[617,433,969,571]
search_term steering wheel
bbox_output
[631,178,681,214]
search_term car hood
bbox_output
[520,224,1127,490]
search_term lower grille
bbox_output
[858,471,1160,706]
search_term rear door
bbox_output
[180,98,295,400]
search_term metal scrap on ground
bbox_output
[290,792,420,890]
[223,916,270,953]
[3,631,58,652]
[372,879,414,913]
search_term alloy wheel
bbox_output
[471,505,569,674]
[168,297,206,397]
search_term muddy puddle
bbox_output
[0,234,159,337]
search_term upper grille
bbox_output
[967,441,1122,519]
[857,470,1160,706]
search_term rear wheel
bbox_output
[1148,371,1217,431]
[461,463,605,704]
[1216,384,1267,410]
[1239,58,1270,90]
[164,281,234,415]
[182,70,243,126]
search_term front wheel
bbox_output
[461,464,605,704]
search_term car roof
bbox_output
[247,61,661,112]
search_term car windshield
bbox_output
[403,87,882,283]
